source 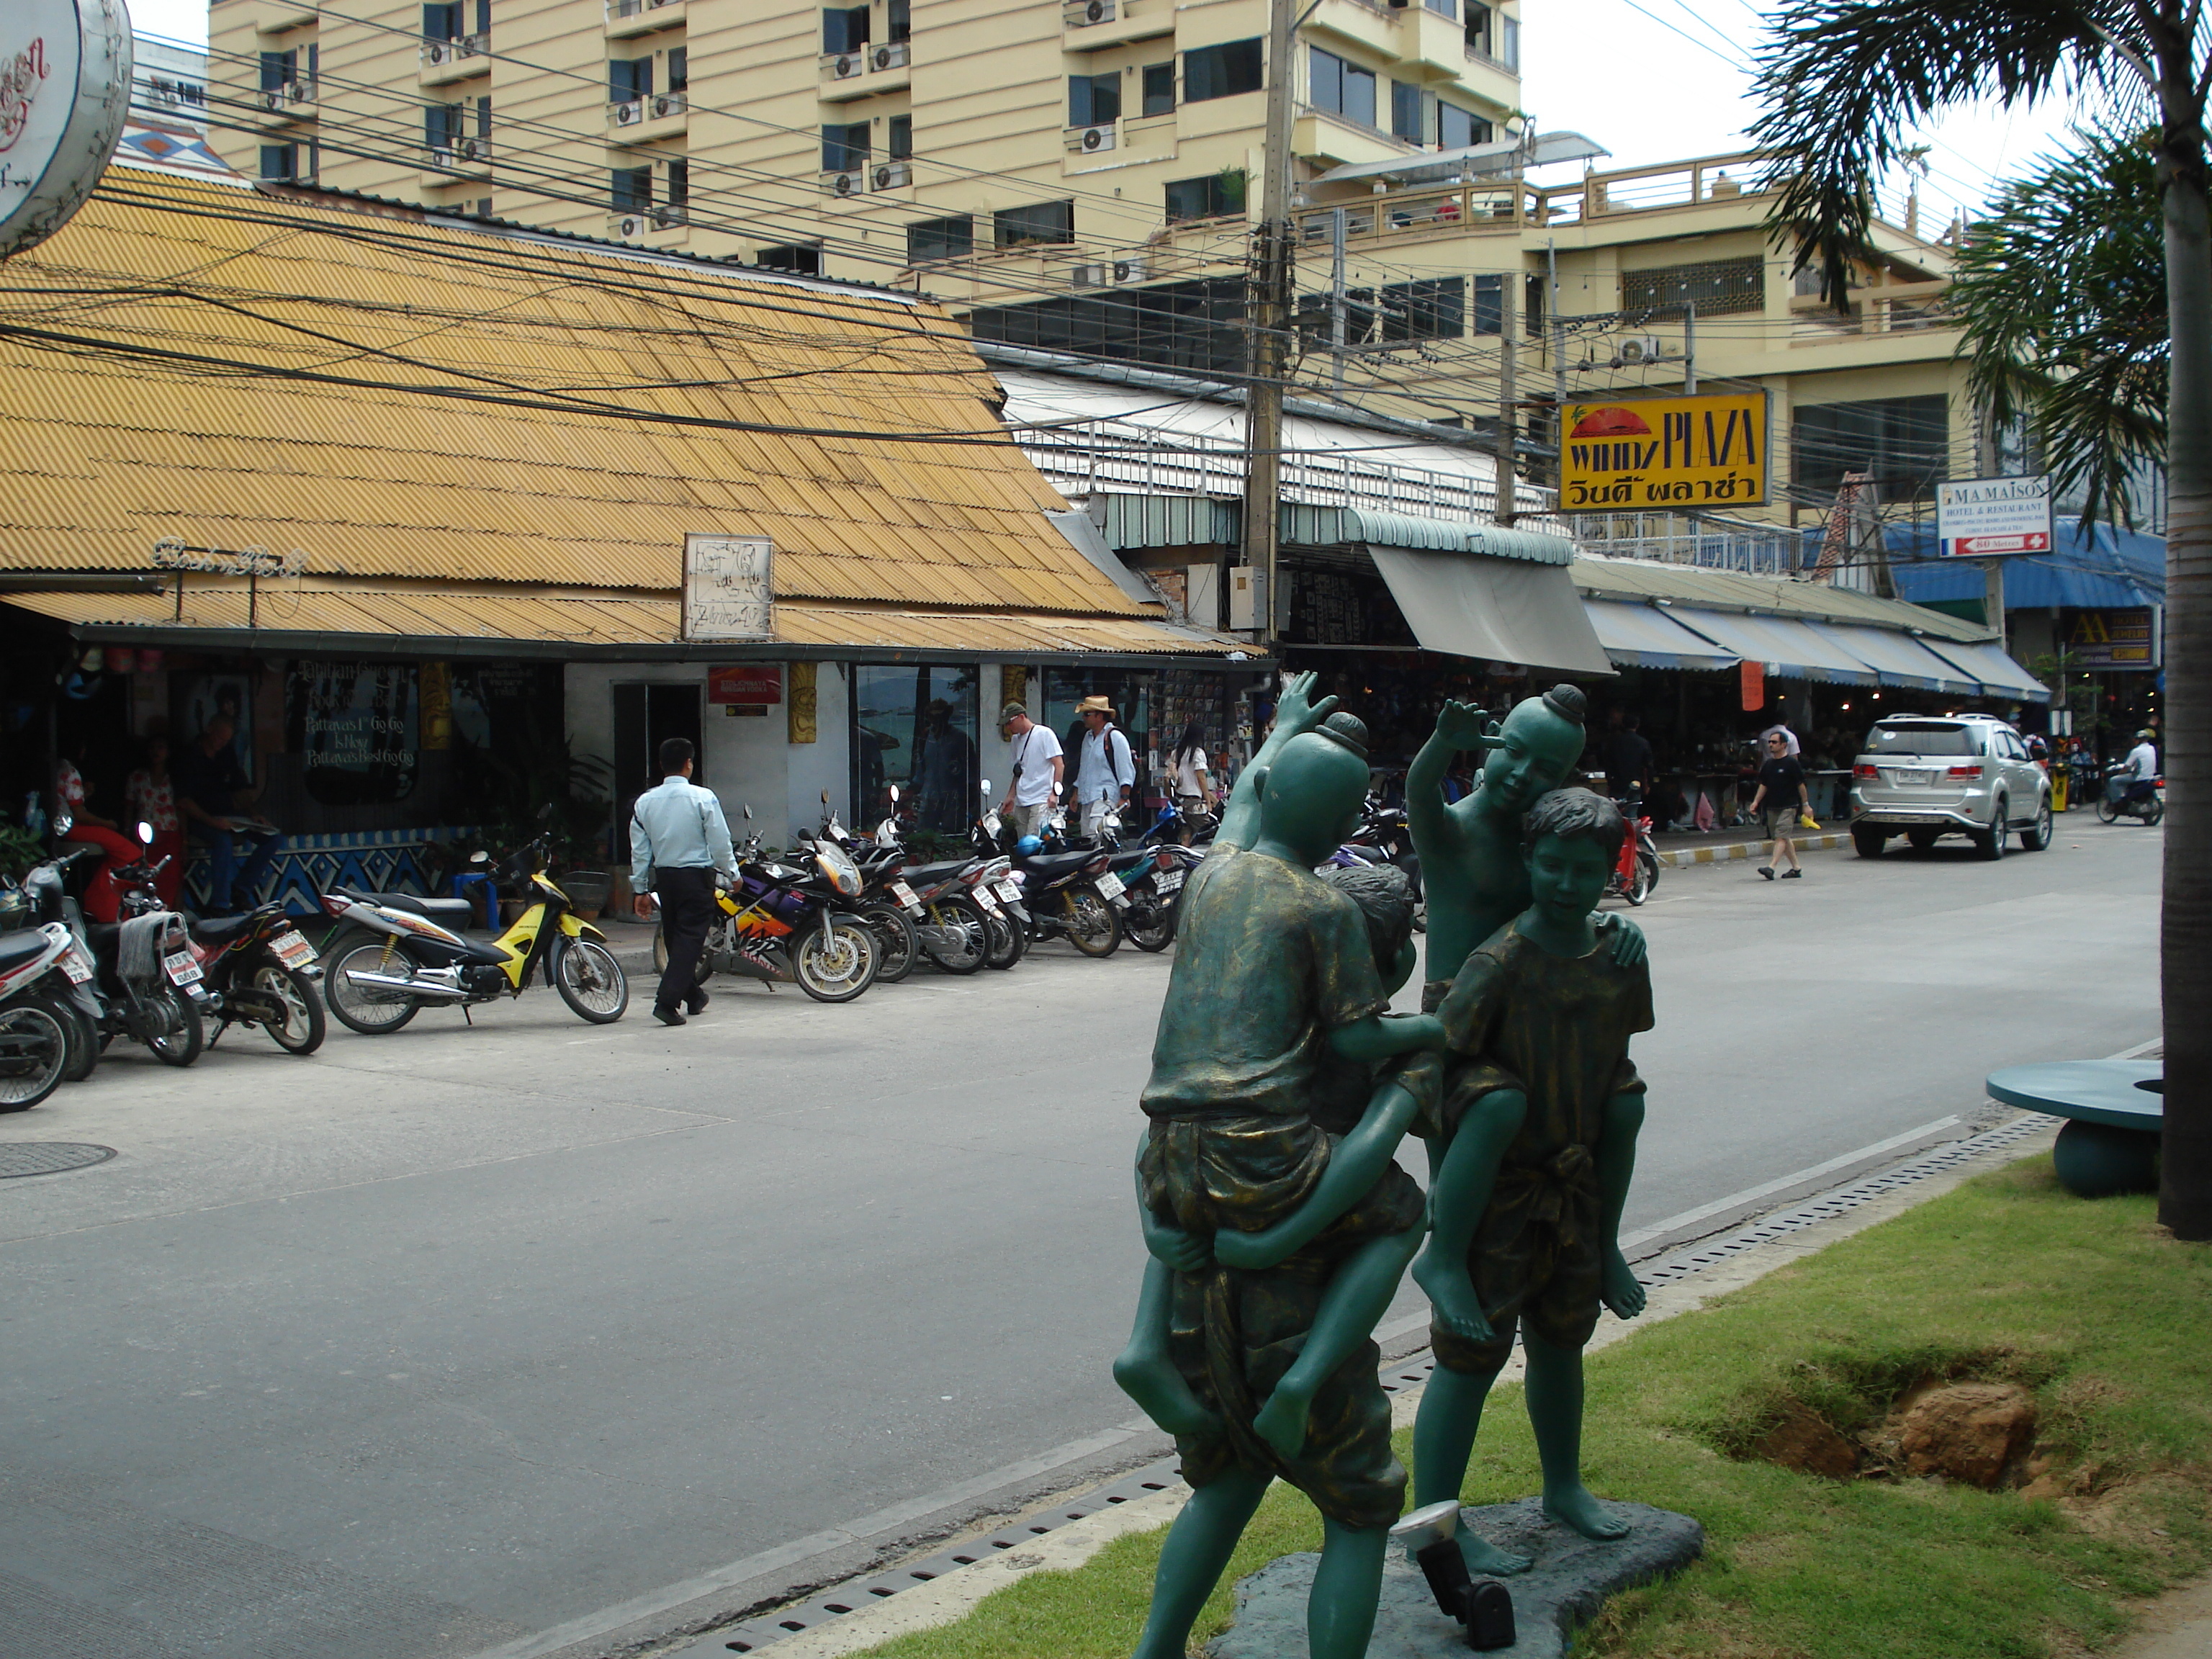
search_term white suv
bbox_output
[1849,714,2053,861]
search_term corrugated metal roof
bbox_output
[1,586,1236,657]
[0,168,1156,623]
[1568,555,1995,642]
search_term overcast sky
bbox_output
[130,0,2088,226]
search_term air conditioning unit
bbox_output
[613,212,649,239]
[1064,0,1116,23]
[1066,123,1116,153]
[823,170,866,197]
[1616,334,1664,367]
[424,40,454,64]
[871,161,911,189]
[829,52,863,78]
[650,91,685,117]
[871,42,908,69]
[1111,257,1146,283]
[1071,262,1108,287]
[458,135,491,163]
[612,97,645,125]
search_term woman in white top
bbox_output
[1165,721,1215,813]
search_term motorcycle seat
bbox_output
[337,887,478,923]
[0,931,51,971]
[191,914,258,945]
[897,858,972,884]
[1016,849,1098,881]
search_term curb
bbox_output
[1657,832,1848,868]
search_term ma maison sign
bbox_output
[2,0,133,260]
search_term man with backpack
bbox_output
[1074,693,1136,841]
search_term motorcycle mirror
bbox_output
[470,849,491,865]
[821,788,830,805]
[980,778,992,798]
[537,802,555,822]
[137,820,154,845]
[53,812,73,838]
[743,804,754,820]
[888,785,900,805]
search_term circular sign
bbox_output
[1,0,133,261]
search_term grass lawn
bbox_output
[850,1158,2212,1658]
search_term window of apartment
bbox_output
[1141,62,1176,116]
[1389,79,1424,142]
[259,142,301,181]
[757,242,824,274]
[1437,102,1490,150]
[996,200,1074,248]
[423,2,461,40]
[1308,48,1376,129]
[1472,271,1502,333]
[1621,254,1765,318]
[1424,0,1457,17]
[1382,276,1463,341]
[1501,15,1519,68]
[610,58,652,101]
[667,47,688,91]
[475,94,491,138]
[1464,1,1493,56]
[425,102,464,150]
[1164,171,1246,222]
[888,0,912,42]
[1297,288,1377,343]
[822,4,870,53]
[889,114,913,158]
[821,120,871,171]
[1792,395,1948,500]
[1183,38,1262,102]
[1069,71,1120,127]
[611,165,653,210]
[259,48,297,91]
[666,158,689,210]
[1524,271,1544,336]
[907,214,974,261]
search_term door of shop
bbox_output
[612,682,703,859]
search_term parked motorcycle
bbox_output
[652,807,878,1002]
[2097,765,2166,825]
[801,791,920,984]
[0,921,96,1110]
[1007,811,1121,957]
[323,827,629,1033]
[1605,800,1660,907]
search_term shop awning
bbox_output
[1807,623,1982,694]
[1581,600,1737,671]
[1660,607,1878,684]
[1365,549,1614,674]
[1916,638,2055,703]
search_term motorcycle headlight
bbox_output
[817,845,863,896]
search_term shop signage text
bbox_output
[709,665,783,704]
[152,539,307,577]
[3,0,133,260]
[2064,607,2159,671]
[1559,392,1768,512]
[683,534,774,641]
[1937,475,2053,558]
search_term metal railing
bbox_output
[1569,509,1802,575]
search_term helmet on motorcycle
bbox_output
[1015,835,1043,856]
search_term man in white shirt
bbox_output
[1074,693,1135,840]
[2121,729,2160,806]
[997,702,1064,840]
[1758,721,1800,758]
[629,737,738,1027]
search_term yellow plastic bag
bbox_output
[1799,810,1822,830]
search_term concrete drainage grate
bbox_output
[681,1113,2054,1656]
[0,1143,117,1179]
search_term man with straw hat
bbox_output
[1073,693,1135,841]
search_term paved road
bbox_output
[0,824,2162,1659]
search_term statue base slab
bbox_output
[1205,1498,1702,1658]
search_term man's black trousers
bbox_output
[653,866,717,1012]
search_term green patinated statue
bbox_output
[1113,675,1451,1659]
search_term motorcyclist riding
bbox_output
[2120,729,2160,808]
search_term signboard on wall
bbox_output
[707,665,782,704]
[2,0,134,261]
[1938,475,2053,557]
[1559,392,1769,512]
[2065,606,2159,671]
[683,534,773,640]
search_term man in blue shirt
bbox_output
[629,738,737,1026]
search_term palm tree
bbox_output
[1752,3,2208,1238]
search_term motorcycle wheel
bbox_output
[918,896,989,976]
[1123,889,1175,953]
[42,992,98,1082]
[1625,856,1652,907]
[861,904,919,984]
[2095,794,2121,824]
[252,961,327,1055]
[793,917,877,1002]
[1065,884,1122,958]
[2145,796,2166,825]
[326,940,423,1034]
[983,906,1025,970]
[554,939,630,1023]
[1638,850,1660,896]
[0,1001,70,1111]
[139,984,204,1067]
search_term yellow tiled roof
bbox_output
[0,167,1154,625]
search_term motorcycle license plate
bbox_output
[60,945,93,984]
[889,881,922,913]
[164,950,203,985]
[995,880,1022,906]
[1155,868,1184,894]
[972,886,1002,916]
[270,929,316,967]
[1094,871,1125,900]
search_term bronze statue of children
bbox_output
[1113,713,1448,1659]
[1410,788,1653,1575]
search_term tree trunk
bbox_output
[2157,93,2212,1239]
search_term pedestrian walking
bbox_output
[1164,720,1215,817]
[1599,711,1655,812]
[629,737,737,1027]
[996,702,1064,840]
[1748,731,1809,880]
[1073,694,1135,841]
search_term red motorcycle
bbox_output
[1607,801,1659,907]
[117,859,327,1054]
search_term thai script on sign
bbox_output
[683,534,774,641]
[1,37,49,155]
[152,539,307,577]
[1558,392,1770,512]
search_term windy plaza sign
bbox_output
[1557,393,1770,511]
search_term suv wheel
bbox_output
[2020,795,2054,853]
[1977,795,2008,861]
[1852,824,1887,859]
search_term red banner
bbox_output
[708,665,783,705]
[1739,658,1765,712]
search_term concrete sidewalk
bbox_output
[1653,828,1850,868]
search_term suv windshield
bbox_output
[1864,723,1979,757]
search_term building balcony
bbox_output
[818,42,909,99]
[604,0,683,38]
[608,205,689,241]
[1061,0,1175,48]
[252,79,318,125]
[608,92,688,140]
[1294,109,1412,169]
[418,34,490,86]
[422,136,494,181]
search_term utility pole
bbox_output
[1496,281,1517,526]
[1328,207,1347,387]
[1240,0,1297,644]
[1683,297,1697,395]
